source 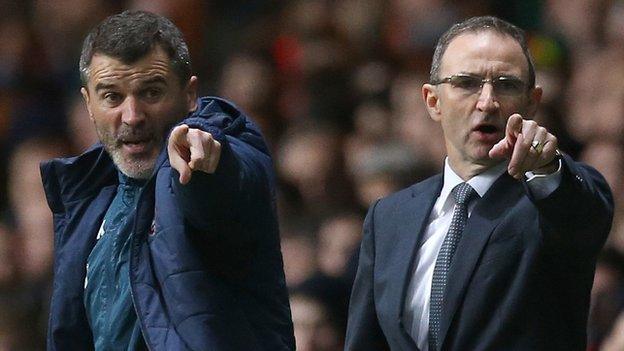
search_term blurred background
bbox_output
[1,0,624,350]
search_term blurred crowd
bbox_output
[1,0,624,350]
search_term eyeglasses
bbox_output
[431,74,528,96]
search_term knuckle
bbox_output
[523,121,536,131]
[191,148,204,160]
[522,138,532,147]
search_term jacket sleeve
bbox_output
[524,153,614,260]
[345,200,390,351]
[171,113,275,247]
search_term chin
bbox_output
[468,148,489,162]
[112,152,157,179]
[475,143,496,158]
[118,164,154,179]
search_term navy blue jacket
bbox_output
[41,97,295,350]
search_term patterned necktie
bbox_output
[428,182,478,350]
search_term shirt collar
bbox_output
[434,158,507,215]
[117,171,148,187]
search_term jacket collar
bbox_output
[41,144,117,213]
[389,175,443,341]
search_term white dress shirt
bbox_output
[402,158,562,350]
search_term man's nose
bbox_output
[475,83,500,113]
[121,97,145,126]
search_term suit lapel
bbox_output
[390,175,443,336]
[437,173,522,348]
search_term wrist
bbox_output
[532,149,562,175]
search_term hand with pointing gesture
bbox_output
[488,114,559,179]
[167,124,222,184]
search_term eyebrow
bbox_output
[94,82,117,93]
[139,76,168,86]
[93,76,168,92]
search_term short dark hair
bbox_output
[430,16,535,88]
[79,10,192,85]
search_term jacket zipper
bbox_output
[128,179,154,351]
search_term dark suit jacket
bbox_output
[345,155,613,351]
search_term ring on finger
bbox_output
[531,140,544,153]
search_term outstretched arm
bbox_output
[167,117,274,247]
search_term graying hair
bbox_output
[429,16,535,88]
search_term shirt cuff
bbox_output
[524,159,563,200]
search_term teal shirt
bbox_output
[84,173,147,351]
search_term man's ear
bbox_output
[80,87,94,122]
[422,83,442,122]
[525,85,543,118]
[185,76,199,112]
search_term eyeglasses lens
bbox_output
[449,75,524,95]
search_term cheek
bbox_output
[91,110,122,133]
[441,96,475,120]
[502,97,530,116]
[145,104,183,134]
[441,115,465,139]
[161,100,189,123]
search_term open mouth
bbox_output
[472,124,501,143]
[123,140,149,145]
[474,124,499,134]
[120,138,152,154]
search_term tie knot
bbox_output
[452,182,477,205]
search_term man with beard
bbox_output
[345,16,613,350]
[41,10,294,350]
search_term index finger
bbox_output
[505,114,523,142]
[167,124,193,184]
[488,114,523,160]
[169,124,190,147]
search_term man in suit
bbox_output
[345,16,613,351]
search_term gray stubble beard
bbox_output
[96,127,161,180]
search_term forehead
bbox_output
[86,46,174,88]
[439,30,528,78]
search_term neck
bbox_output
[447,156,501,181]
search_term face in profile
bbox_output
[81,45,197,178]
